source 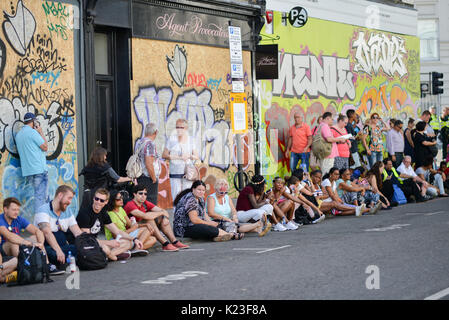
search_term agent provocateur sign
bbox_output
[133,3,252,49]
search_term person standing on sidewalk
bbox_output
[332,114,351,170]
[162,119,200,201]
[135,123,161,205]
[285,112,313,172]
[440,107,449,161]
[15,112,48,214]
[362,113,387,169]
[386,120,405,168]
[346,109,362,169]
[318,112,348,175]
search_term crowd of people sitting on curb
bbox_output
[1,109,449,284]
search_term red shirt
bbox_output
[236,186,255,211]
[123,200,155,222]
[289,123,312,153]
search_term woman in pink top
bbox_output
[318,112,348,175]
[331,114,351,169]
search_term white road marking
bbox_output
[233,248,269,251]
[424,287,449,300]
[256,245,291,254]
[141,271,208,285]
[365,224,410,232]
[425,211,445,216]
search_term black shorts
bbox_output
[0,246,14,263]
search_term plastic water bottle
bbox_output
[130,216,137,225]
[300,163,307,173]
[68,251,76,273]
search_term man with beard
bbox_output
[34,185,82,272]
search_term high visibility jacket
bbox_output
[441,115,449,129]
[382,168,403,184]
[430,114,440,131]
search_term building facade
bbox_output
[0,0,264,220]
[257,0,420,179]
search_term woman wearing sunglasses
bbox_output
[362,113,388,168]
[105,190,156,255]
[206,179,269,239]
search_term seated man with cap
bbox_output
[15,112,49,213]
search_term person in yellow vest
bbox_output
[429,106,440,137]
[440,106,449,160]
[382,158,424,204]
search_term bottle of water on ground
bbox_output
[67,251,76,273]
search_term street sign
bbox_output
[228,26,243,63]
[231,63,244,78]
[232,80,245,93]
[230,92,248,134]
[288,6,308,28]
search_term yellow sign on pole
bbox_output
[230,92,248,134]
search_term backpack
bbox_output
[392,184,407,205]
[13,245,51,286]
[75,233,107,270]
[311,125,332,160]
[126,140,150,179]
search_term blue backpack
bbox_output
[392,184,407,205]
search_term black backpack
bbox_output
[75,233,107,270]
[13,245,51,286]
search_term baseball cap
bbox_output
[24,112,36,122]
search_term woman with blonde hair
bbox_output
[207,179,270,238]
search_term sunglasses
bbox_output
[115,197,123,201]
[176,127,185,129]
[217,191,228,195]
[137,192,147,196]
[94,196,107,203]
[55,219,62,231]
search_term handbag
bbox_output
[184,161,199,181]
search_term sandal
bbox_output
[232,233,244,240]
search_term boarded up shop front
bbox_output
[130,1,258,208]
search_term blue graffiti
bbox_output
[30,71,61,88]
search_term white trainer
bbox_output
[272,223,287,232]
[285,221,299,230]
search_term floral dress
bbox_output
[363,125,384,153]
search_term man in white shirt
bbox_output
[396,156,431,202]
[386,120,405,168]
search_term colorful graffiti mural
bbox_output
[0,0,78,221]
[259,13,420,179]
[130,40,254,207]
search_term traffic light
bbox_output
[432,72,444,95]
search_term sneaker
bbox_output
[116,251,132,260]
[312,215,326,224]
[285,221,299,230]
[272,223,287,232]
[162,243,179,252]
[130,249,149,257]
[370,202,382,215]
[172,241,190,250]
[48,264,65,276]
[355,205,362,217]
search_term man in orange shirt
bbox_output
[285,112,312,172]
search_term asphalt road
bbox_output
[2,198,449,301]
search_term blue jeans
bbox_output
[367,151,383,169]
[290,152,310,172]
[29,172,48,213]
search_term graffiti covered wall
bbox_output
[131,39,253,208]
[259,13,420,178]
[0,0,78,220]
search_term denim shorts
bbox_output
[129,229,139,239]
